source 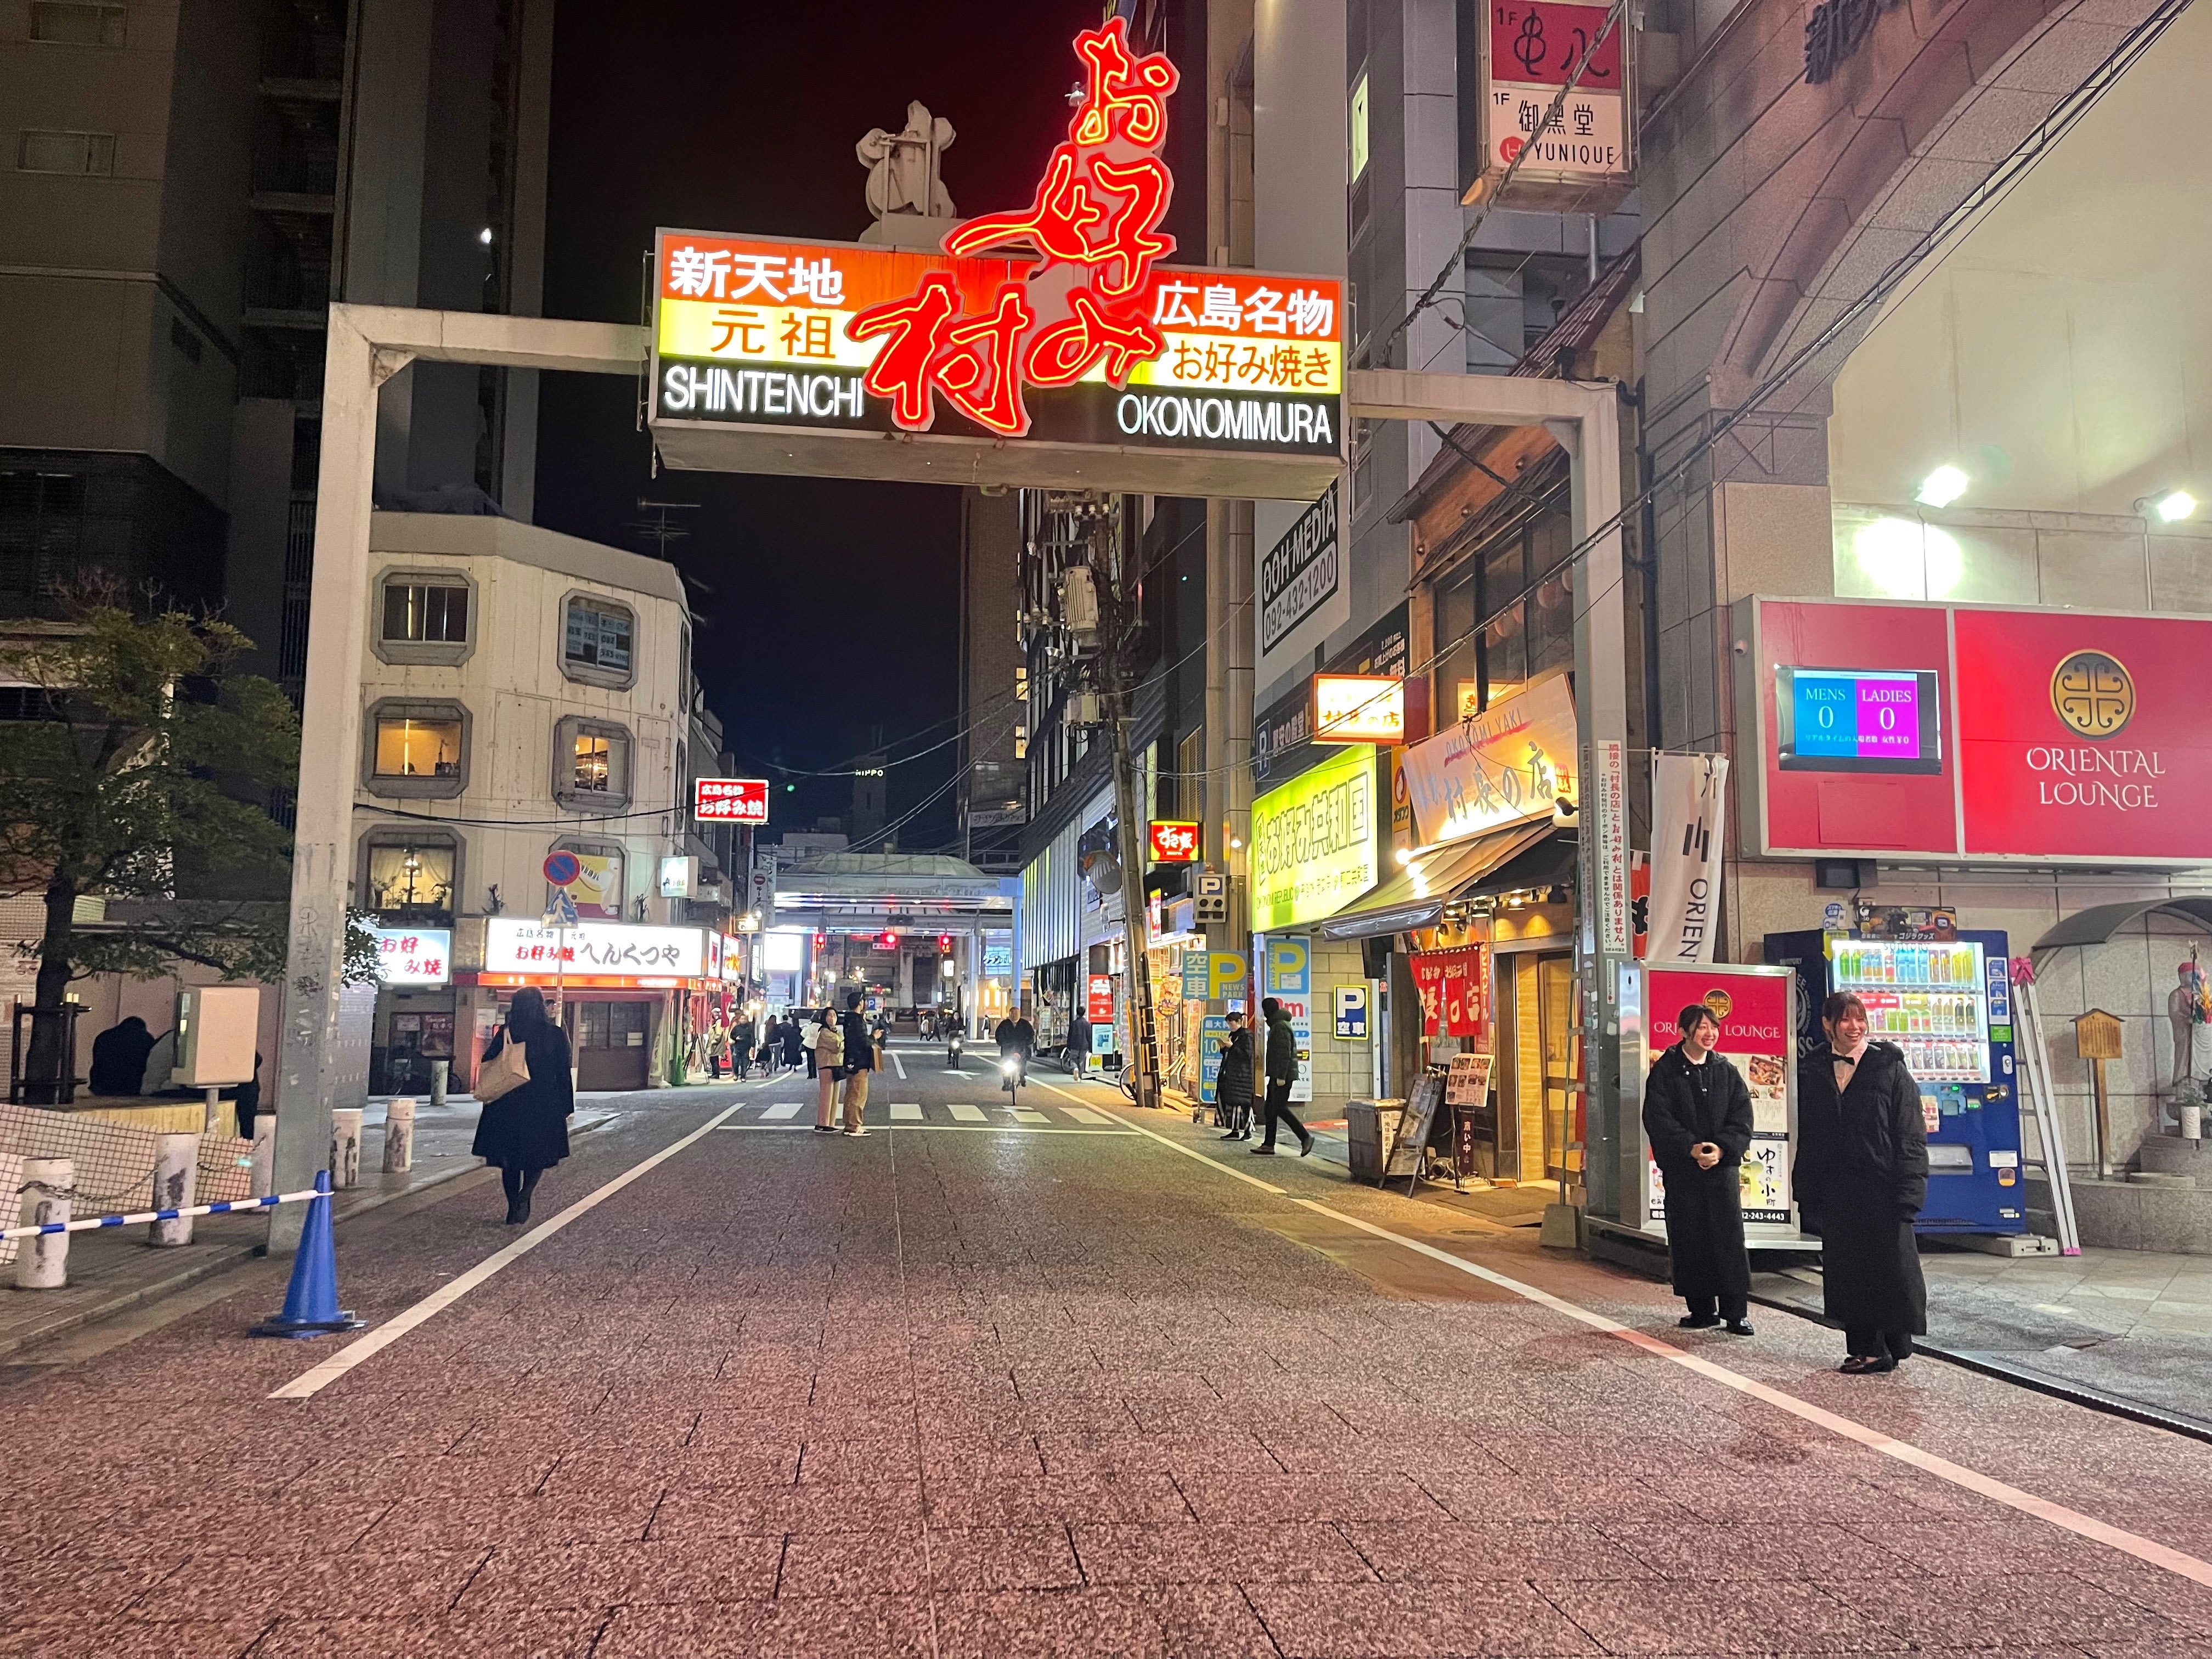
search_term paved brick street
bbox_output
[6,1045,2212,1658]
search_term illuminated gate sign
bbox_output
[650,19,1341,500]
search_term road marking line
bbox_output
[1099,1107,2212,1590]
[1059,1105,1114,1126]
[761,1102,803,1120]
[946,1103,987,1122]
[890,1103,924,1122]
[888,1050,906,1080]
[1011,1108,1048,1124]
[268,1102,744,1402]
[713,1122,1136,1135]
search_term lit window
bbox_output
[573,731,613,792]
[1349,74,1370,182]
[363,837,458,918]
[382,582,469,643]
[30,2,126,43]
[554,716,631,810]
[374,715,462,778]
[565,596,633,677]
[18,131,116,176]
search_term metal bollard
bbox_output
[330,1108,363,1190]
[15,1157,71,1289]
[430,1059,449,1108]
[382,1097,416,1173]
[250,1112,275,1198]
[150,1132,199,1247]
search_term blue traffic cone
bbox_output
[249,1170,367,1339]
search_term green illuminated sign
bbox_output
[1249,745,1378,930]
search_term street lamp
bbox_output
[1914,464,1968,509]
[2137,489,2196,523]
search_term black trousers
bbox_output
[1258,1080,1306,1147]
[1844,1327,1914,1360]
[1685,1291,1748,1322]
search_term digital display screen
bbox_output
[1776,667,1943,775]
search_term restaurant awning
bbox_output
[1316,819,1558,941]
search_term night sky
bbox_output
[534,1,1105,850]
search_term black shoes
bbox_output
[1251,1144,1276,1155]
[504,1199,523,1226]
[1678,1313,1721,1329]
[1839,1355,1897,1374]
[1299,1136,1314,1158]
[1725,1321,1754,1337]
[1220,1130,1246,1140]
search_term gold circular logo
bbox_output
[2051,650,2134,739]
[1701,990,1733,1023]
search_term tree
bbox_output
[0,599,304,1101]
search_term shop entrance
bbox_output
[1493,948,1577,1186]
[571,998,651,1091]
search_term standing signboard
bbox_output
[1198,1014,1230,1105]
[1620,961,1801,1239]
[1384,1070,1447,1185]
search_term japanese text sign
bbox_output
[1250,744,1379,930]
[1482,0,1630,182]
[1311,673,1406,745]
[1147,820,1201,862]
[1400,674,1577,848]
[374,927,451,988]
[650,20,1341,493]
[1086,973,1116,1023]
[484,919,707,981]
[695,777,770,823]
[1410,945,1487,1037]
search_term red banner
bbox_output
[1410,945,1487,1037]
[1086,973,1116,1023]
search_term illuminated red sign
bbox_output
[1748,599,2212,866]
[1148,820,1201,863]
[695,777,769,823]
[1410,945,1487,1037]
[1087,973,1116,1023]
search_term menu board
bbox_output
[1385,1071,1447,1183]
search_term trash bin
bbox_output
[1345,1098,1406,1184]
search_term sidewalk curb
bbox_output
[0,1113,616,1363]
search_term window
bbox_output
[1348,72,1370,181]
[30,2,126,44]
[360,834,460,921]
[0,471,86,607]
[19,131,116,176]
[374,569,475,665]
[554,716,633,810]
[363,699,470,798]
[563,594,634,685]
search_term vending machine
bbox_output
[1763,927,2024,1235]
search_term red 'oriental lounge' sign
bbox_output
[648,19,1342,492]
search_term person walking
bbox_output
[1253,998,1313,1156]
[838,990,876,1135]
[780,1013,805,1076]
[1068,1009,1091,1079]
[1642,1004,1756,1336]
[730,1017,756,1080]
[1215,1009,1257,1141]
[811,1007,845,1134]
[471,987,573,1226]
[1796,990,1929,1374]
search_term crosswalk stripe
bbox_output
[761,1101,803,1120]
[1011,1108,1048,1124]
[946,1103,987,1122]
[1060,1105,1112,1125]
[889,1102,923,1121]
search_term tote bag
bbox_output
[476,1028,533,1103]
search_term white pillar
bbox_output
[330,1108,364,1189]
[149,1133,198,1246]
[430,1058,448,1108]
[14,1157,70,1289]
[251,1111,276,1197]
[383,1096,416,1172]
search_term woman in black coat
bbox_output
[1795,990,1928,1373]
[472,987,574,1226]
[1642,1003,1756,1335]
[1215,1012,1257,1140]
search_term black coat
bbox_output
[1215,1026,1256,1106]
[1796,1041,1928,1335]
[840,1011,876,1073]
[1642,1044,1754,1302]
[472,1023,574,1171]
[88,1022,155,1096]
[1263,1014,1299,1086]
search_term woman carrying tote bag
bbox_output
[472,987,574,1225]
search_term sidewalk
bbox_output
[0,1096,616,1362]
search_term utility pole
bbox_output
[1088,496,1161,1112]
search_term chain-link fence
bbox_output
[0,1103,255,1264]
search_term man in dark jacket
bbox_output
[838,992,876,1135]
[1215,1011,1257,1140]
[88,1016,155,1097]
[1642,1004,1756,1334]
[1795,990,1928,1374]
[1254,997,1312,1156]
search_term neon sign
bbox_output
[648,19,1343,485]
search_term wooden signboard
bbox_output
[2073,1008,2123,1060]
[1385,1070,1448,1188]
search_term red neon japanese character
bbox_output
[849,270,960,428]
[1086,155,1174,296]
[943,148,1103,268]
[1071,17,1179,148]
[935,283,1036,437]
[1025,288,1166,387]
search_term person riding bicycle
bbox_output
[994,1013,1035,1084]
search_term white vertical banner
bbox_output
[1644,753,1729,963]
[1594,738,1629,955]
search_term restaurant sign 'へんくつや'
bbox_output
[648,19,1341,499]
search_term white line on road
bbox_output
[1092,1103,2212,1591]
[946,1103,986,1122]
[888,1049,906,1080]
[761,1101,803,1120]
[1011,1108,1048,1124]
[267,1101,745,1402]
[890,1103,923,1121]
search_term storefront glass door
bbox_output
[1538,954,1578,1185]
